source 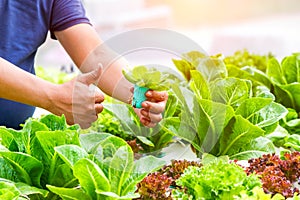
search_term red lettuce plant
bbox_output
[136,172,173,200]
[136,159,201,199]
[245,152,300,198]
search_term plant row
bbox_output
[88,50,300,160]
[0,115,164,199]
[8,50,299,199]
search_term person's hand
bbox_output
[47,67,104,129]
[134,90,168,128]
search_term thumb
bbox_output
[78,64,103,85]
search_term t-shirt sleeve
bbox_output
[50,0,91,39]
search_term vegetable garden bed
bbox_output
[1,50,300,199]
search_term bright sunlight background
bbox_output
[36,0,300,69]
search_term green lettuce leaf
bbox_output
[172,58,194,81]
[230,137,276,160]
[104,103,174,153]
[189,70,211,100]
[281,54,300,84]
[54,145,89,168]
[266,54,300,112]
[173,51,227,82]
[235,97,288,128]
[196,56,228,82]
[219,115,265,156]
[47,185,91,200]
[0,152,43,187]
[0,181,20,200]
[33,130,80,187]
[73,158,110,200]
[87,134,165,198]
[171,84,236,156]
[108,145,134,195]
[210,77,251,108]
[80,133,111,154]
[15,181,49,198]
[0,127,17,151]
[0,158,19,182]
[223,49,273,72]
[39,114,68,131]
[227,65,272,89]
[122,65,179,91]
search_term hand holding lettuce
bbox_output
[122,65,179,108]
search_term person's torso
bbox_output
[0,0,89,129]
[0,0,52,73]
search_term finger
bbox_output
[95,103,103,115]
[94,90,105,104]
[77,64,103,86]
[140,109,163,123]
[79,115,98,129]
[66,117,75,126]
[142,101,165,114]
[140,117,157,128]
[130,86,134,93]
[145,90,168,102]
[140,109,149,118]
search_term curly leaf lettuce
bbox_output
[172,159,261,200]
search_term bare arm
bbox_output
[0,57,104,128]
[0,57,57,110]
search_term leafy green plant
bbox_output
[225,52,300,132]
[279,108,300,134]
[266,53,300,112]
[167,51,289,159]
[172,51,227,82]
[172,155,262,200]
[169,75,284,159]
[227,52,300,133]
[223,49,274,72]
[47,133,165,200]
[122,65,180,91]
[172,51,202,81]
[0,114,165,199]
[0,114,80,199]
[123,65,182,108]
[0,178,48,200]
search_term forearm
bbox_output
[98,60,134,104]
[80,44,134,103]
[0,57,56,109]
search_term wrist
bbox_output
[42,83,60,113]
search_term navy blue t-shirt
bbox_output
[0,0,90,129]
